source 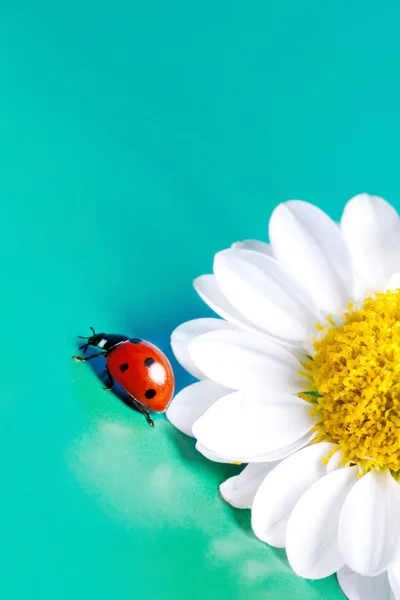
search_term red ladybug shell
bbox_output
[106,340,174,412]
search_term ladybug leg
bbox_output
[103,367,115,391]
[72,351,107,362]
[129,397,154,427]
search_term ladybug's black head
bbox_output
[77,328,129,353]
[77,327,107,353]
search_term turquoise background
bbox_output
[1,1,399,598]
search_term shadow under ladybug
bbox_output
[73,327,175,427]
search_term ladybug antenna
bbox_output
[77,327,97,353]
[77,327,97,340]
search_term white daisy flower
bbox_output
[167,194,400,600]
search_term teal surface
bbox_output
[1,1,399,598]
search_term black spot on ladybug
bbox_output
[144,357,156,368]
[145,389,156,399]
[120,363,129,372]
[130,338,141,344]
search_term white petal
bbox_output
[171,318,235,379]
[193,274,298,349]
[339,470,400,576]
[189,330,306,393]
[193,391,316,461]
[388,558,400,599]
[247,431,316,463]
[386,273,400,292]
[326,449,344,474]
[198,432,316,465]
[213,249,319,342]
[231,239,273,256]
[341,194,400,290]
[337,566,393,600]
[220,463,277,509]
[286,465,358,579]
[166,380,230,437]
[269,200,355,314]
[194,274,262,333]
[251,441,336,547]
[195,442,233,463]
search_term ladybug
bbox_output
[73,328,174,427]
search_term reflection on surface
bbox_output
[68,409,342,600]
[68,365,343,600]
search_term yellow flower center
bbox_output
[303,290,400,473]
